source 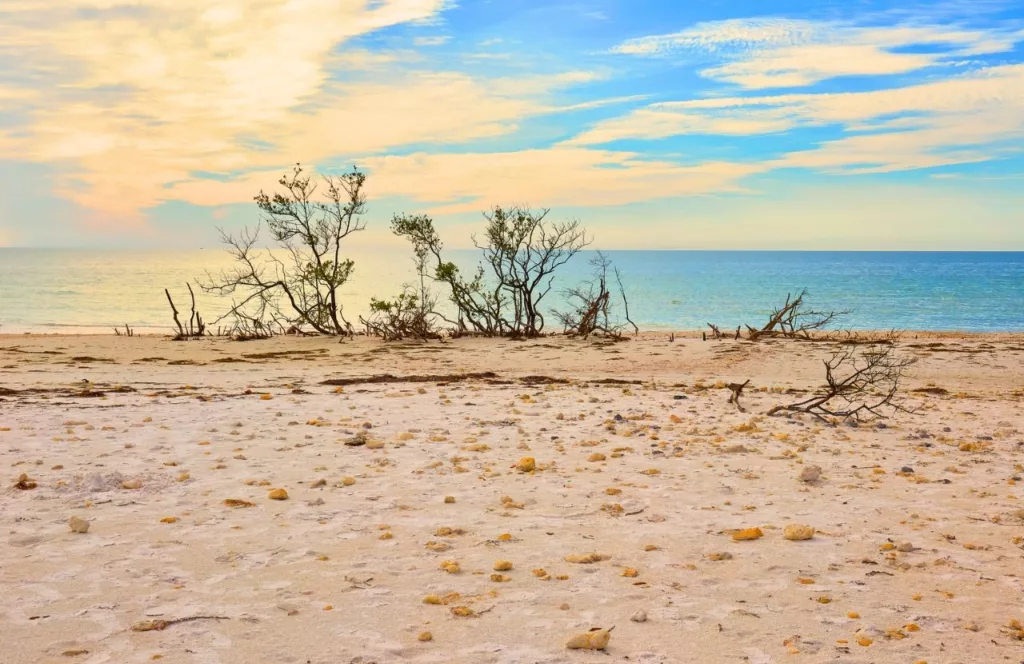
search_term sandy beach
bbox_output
[2,332,1023,664]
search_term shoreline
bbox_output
[3,328,1024,339]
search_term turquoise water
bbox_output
[0,249,1021,333]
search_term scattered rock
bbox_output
[732,527,763,541]
[798,466,822,483]
[901,466,914,474]
[268,488,289,500]
[345,431,369,446]
[121,479,143,490]
[14,473,37,490]
[515,457,536,473]
[69,516,90,534]
[783,524,815,541]
[630,610,648,623]
[566,627,613,650]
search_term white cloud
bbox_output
[584,181,1024,250]
[612,18,823,56]
[572,64,1024,174]
[164,147,762,215]
[0,0,608,222]
[413,35,450,46]
[612,18,1023,88]
[362,148,763,214]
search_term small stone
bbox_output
[268,488,289,500]
[798,466,822,483]
[783,524,815,541]
[901,466,914,474]
[630,609,647,623]
[515,457,536,473]
[731,527,763,541]
[121,479,143,490]
[418,631,432,642]
[566,627,613,650]
[69,516,90,534]
[896,541,915,552]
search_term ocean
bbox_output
[0,249,1021,334]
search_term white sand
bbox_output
[2,333,1023,663]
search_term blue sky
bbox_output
[0,0,1022,249]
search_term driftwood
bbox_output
[165,284,206,340]
[746,289,847,341]
[555,253,634,339]
[767,343,916,423]
[727,379,750,412]
[131,615,230,632]
[113,324,134,337]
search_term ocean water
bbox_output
[0,249,1021,333]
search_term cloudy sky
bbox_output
[1,0,1022,249]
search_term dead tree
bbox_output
[746,289,848,341]
[727,379,750,412]
[200,164,365,336]
[165,284,206,340]
[613,266,639,336]
[767,343,916,423]
[554,252,634,339]
[707,323,723,339]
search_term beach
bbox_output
[2,331,1023,663]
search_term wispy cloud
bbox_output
[572,63,1024,174]
[612,18,1023,88]
[414,35,450,46]
[0,0,591,222]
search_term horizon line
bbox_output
[2,246,1024,253]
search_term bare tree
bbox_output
[767,343,916,423]
[200,164,366,336]
[746,289,848,341]
[391,206,590,337]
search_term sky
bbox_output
[0,0,1022,250]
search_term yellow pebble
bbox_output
[731,527,763,541]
